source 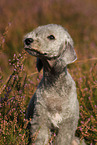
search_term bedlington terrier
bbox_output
[24,24,80,145]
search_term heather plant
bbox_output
[69,62,97,145]
[0,51,29,145]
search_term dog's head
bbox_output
[24,24,77,72]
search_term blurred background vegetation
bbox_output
[0,0,97,79]
[0,0,97,144]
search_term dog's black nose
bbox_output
[24,38,34,45]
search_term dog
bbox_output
[24,24,79,145]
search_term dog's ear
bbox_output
[36,58,43,72]
[62,42,77,64]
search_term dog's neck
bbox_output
[43,61,67,86]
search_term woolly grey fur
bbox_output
[24,24,80,145]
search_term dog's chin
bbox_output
[24,47,44,57]
[25,48,39,56]
[24,47,60,61]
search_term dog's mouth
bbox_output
[24,47,57,72]
[24,47,46,57]
[24,47,59,60]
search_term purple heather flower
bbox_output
[95,105,97,108]
[14,54,16,57]
[2,38,5,43]
[84,88,88,91]
[81,121,84,124]
[79,127,82,131]
[19,54,21,56]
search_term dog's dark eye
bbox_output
[47,35,55,40]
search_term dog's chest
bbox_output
[42,87,64,113]
[48,112,62,128]
[41,87,67,127]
